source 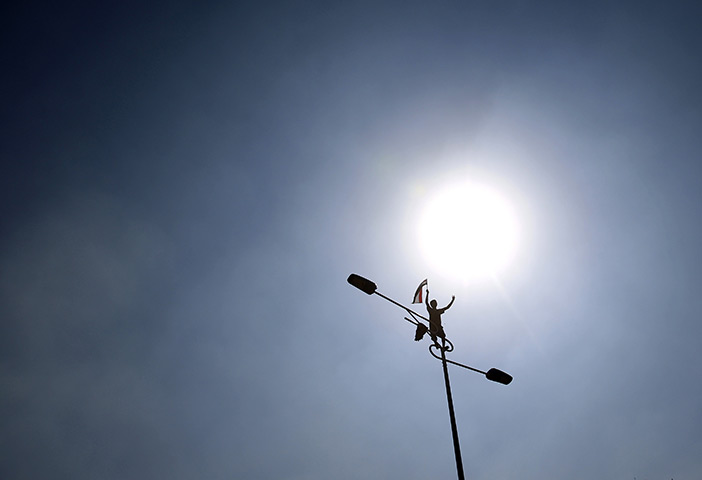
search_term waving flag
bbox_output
[412,279,428,304]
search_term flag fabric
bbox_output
[412,279,428,304]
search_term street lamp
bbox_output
[347,273,512,480]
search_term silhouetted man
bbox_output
[414,291,455,343]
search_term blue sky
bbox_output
[2,1,701,479]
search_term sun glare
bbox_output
[418,182,519,282]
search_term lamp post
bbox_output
[347,273,512,480]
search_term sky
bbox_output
[2,1,701,479]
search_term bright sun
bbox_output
[418,182,519,281]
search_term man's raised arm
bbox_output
[442,295,455,312]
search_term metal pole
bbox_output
[374,291,430,323]
[441,337,465,480]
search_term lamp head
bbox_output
[486,368,513,385]
[347,274,377,295]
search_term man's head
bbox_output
[430,299,437,308]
